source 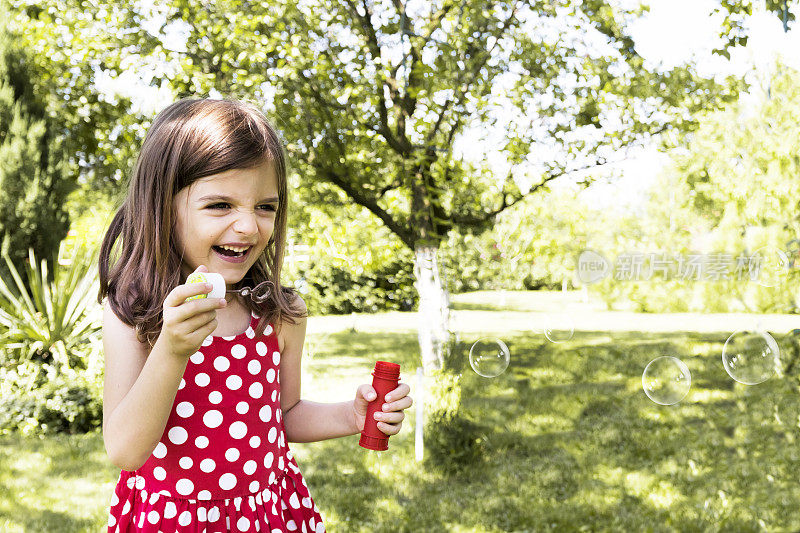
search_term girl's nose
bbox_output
[232,209,259,234]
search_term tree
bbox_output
[88,0,739,370]
[10,0,740,371]
[0,2,76,288]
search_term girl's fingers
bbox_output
[384,383,411,403]
[376,420,402,435]
[381,395,413,412]
[374,411,405,424]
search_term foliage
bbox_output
[0,243,103,435]
[439,187,592,293]
[0,358,103,436]
[589,64,800,313]
[0,244,102,366]
[0,5,76,288]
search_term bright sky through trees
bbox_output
[95,0,800,212]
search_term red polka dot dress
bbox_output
[106,312,326,532]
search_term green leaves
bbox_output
[0,244,101,368]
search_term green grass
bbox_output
[3,293,800,531]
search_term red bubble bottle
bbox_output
[359,361,401,451]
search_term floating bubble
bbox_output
[721,330,780,385]
[469,337,510,378]
[749,246,790,288]
[544,313,575,343]
[642,356,691,405]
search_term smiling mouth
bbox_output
[212,246,251,257]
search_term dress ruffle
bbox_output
[107,463,324,533]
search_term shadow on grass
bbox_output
[298,328,800,531]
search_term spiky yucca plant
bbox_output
[0,244,101,368]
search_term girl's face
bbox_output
[173,160,279,287]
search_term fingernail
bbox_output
[385,395,391,401]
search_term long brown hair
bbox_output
[97,98,305,351]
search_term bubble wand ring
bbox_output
[226,280,273,303]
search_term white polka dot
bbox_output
[208,506,220,522]
[237,517,251,531]
[259,405,272,423]
[316,522,325,533]
[289,492,300,509]
[248,360,262,375]
[168,426,188,445]
[122,500,131,514]
[214,356,230,372]
[110,492,119,506]
[272,351,281,365]
[272,390,278,402]
[266,368,276,383]
[153,442,168,459]
[202,335,213,347]
[200,458,216,472]
[178,510,192,526]
[287,519,297,531]
[153,467,166,481]
[256,341,268,356]
[249,435,261,448]
[264,451,274,469]
[195,436,209,449]
[179,457,193,469]
[203,410,223,428]
[226,447,240,461]
[219,473,238,490]
[190,352,204,364]
[231,344,247,359]
[226,375,242,390]
[236,401,249,414]
[107,515,116,527]
[230,421,248,439]
[264,324,273,335]
[198,490,212,501]
[209,390,222,404]
[148,510,160,524]
[164,501,177,519]
[197,506,207,521]
[195,373,210,387]
[302,497,312,508]
[246,327,255,339]
[243,459,257,475]
[249,480,260,492]
[176,402,194,418]
[178,378,186,390]
[249,382,263,398]
[267,426,277,443]
[175,478,194,496]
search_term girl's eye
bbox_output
[206,203,276,212]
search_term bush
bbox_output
[0,358,103,436]
[0,243,104,435]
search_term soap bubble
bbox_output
[642,356,691,405]
[469,337,510,378]
[544,313,575,343]
[721,330,780,385]
[749,246,790,287]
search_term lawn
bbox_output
[2,291,800,532]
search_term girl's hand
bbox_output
[157,265,227,359]
[352,382,413,435]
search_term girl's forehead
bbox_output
[189,164,278,196]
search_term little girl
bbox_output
[98,98,412,532]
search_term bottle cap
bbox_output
[372,361,400,381]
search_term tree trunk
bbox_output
[413,244,450,372]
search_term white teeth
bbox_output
[218,245,249,253]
